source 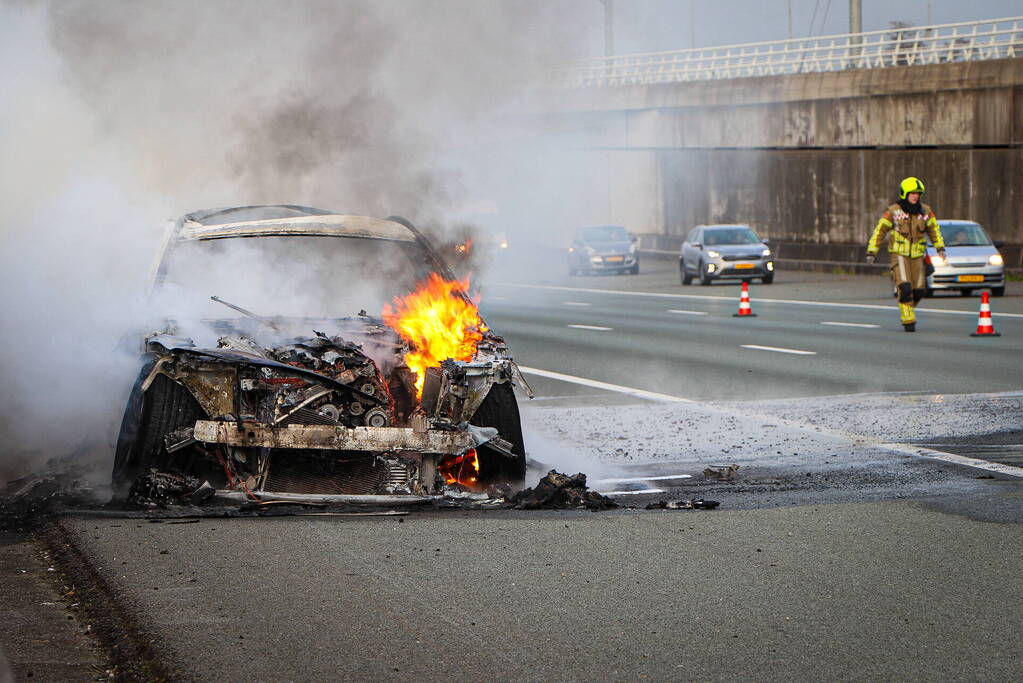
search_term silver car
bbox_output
[925,220,1005,297]
[680,224,774,285]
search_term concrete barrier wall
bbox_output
[562,57,1023,245]
[658,147,1022,245]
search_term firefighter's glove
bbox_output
[865,253,876,265]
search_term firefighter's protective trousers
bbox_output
[866,202,944,325]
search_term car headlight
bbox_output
[706,250,720,258]
[930,254,947,267]
[761,248,771,257]
[989,254,1004,266]
[499,240,508,249]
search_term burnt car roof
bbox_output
[179,205,418,243]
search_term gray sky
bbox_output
[578,0,1022,55]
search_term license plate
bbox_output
[605,256,624,263]
[734,263,755,269]
[957,274,984,283]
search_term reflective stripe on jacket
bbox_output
[867,202,944,258]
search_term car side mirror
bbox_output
[994,240,1004,248]
[762,238,770,244]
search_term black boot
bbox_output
[903,322,916,332]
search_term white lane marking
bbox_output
[495,282,1023,318]
[600,488,667,496]
[563,301,592,307]
[821,321,880,329]
[668,309,709,316]
[741,344,817,355]
[594,474,693,484]
[880,443,1023,479]
[517,366,692,403]
[567,324,613,331]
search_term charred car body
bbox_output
[113,206,528,505]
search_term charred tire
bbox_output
[111,373,208,499]
[762,273,774,284]
[469,382,526,485]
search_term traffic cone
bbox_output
[970,291,1000,337]
[733,281,757,317]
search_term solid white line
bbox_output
[495,282,1023,318]
[821,321,880,329]
[517,366,692,403]
[880,443,1023,479]
[667,309,709,316]
[600,488,667,496]
[741,344,817,355]
[567,324,613,331]
[594,474,693,484]
[563,301,592,306]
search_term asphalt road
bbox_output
[29,263,1023,681]
[478,258,1023,401]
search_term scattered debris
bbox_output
[510,470,618,510]
[644,499,720,510]
[703,464,740,480]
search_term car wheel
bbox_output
[628,264,639,275]
[681,263,693,285]
[112,372,209,500]
[992,286,1005,297]
[469,382,526,485]
[762,273,774,284]
[699,261,713,286]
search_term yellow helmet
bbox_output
[899,177,925,199]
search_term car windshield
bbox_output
[580,225,629,242]
[937,223,992,247]
[153,235,434,320]
[703,228,761,246]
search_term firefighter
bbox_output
[865,176,946,332]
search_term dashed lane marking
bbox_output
[563,301,592,306]
[821,321,880,329]
[495,283,1023,318]
[741,344,817,355]
[516,366,692,403]
[667,309,708,316]
[880,443,1023,479]
[600,488,667,496]
[594,474,693,484]
[567,324,613,331]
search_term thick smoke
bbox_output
[0,0,593,484]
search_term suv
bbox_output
[113,206,528,505]
[925,220,1006,297]
[680,224,774,285]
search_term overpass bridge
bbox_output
[553,16,1023,269]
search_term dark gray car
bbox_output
[569,225,639,275]
[680,224,774,285]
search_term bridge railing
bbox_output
[557,16,1023,88]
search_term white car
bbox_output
[925,220,1005,297]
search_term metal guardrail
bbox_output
[558,16,1023,88]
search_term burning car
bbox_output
[112,205,529,505]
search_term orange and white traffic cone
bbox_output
[970,291,1000,337]
[733,281,757,317]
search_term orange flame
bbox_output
[439,448,480,487]
[381,273,487,398]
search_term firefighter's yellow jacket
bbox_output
[867,202,945,258]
